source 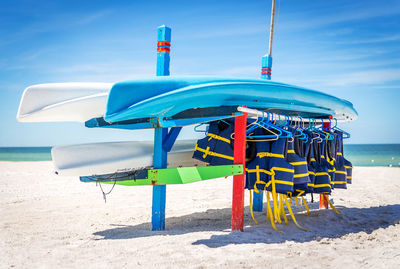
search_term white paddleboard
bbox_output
[52,140,203,176]
[17,82,113,122]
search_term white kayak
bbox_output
[17,82,113,122]
[51,140,203,176]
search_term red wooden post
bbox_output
[319,117,332,209]
[319,194,328,209]
[232,110,247,231]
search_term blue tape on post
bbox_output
[152,25,172,231]
[261,54,272,80]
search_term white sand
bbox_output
[1,162,399,268]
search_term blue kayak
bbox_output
[104,77,357,123]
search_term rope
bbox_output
[97,180,116,203]
[88,171,138,203]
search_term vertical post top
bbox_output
[158,25,171,42]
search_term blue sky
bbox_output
[1,0,399,146]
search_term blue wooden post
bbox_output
[152,25,171,231]
[252,55,273,212]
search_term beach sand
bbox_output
[1,162,399,268]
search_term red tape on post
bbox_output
[157,47,170,53]
[157,41,171,53]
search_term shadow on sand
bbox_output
[93,204,400,247]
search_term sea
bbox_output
[0,144,399,167]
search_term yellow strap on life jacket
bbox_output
[283,195,309,232]
[279,194,288,225]
[315,172,330,177]
[336,152,343,156]
[275,193,282,223]
[333,181,347,185]
[327,198,340,215]
[269,169,279,224]
[271,167,295,174]
[249,190,258,225]
[347,176,352,179]
[310,158,316,162]
[207,133,230,144]
[294,173,309,178]
[307,183,314,188]
[194,145,234,161]
[344,165,353,169]
[287,149,295,153]
[290,161,308,166]
[257,152,285,158]
[335,170,347,175]
[295,189,305,197]
[266,191,281,233]
[314,183,332,189]
[301,197,310,215]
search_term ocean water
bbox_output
[343,144,400,167]
[0,144,399,167]
[0,147,52,161]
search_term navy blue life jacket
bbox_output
[317,139,335,189]
[333,131,347,189]
[192,120,234,165]
[265,137,294,195]
[310,134,332,194]
[306,136,316,193]
[286,131,310,197]
[344,158,353,184]
[245,128,271,191]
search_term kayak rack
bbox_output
[83,25,350,232]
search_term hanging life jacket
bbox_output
[192,120,235,165]
[245,128,272,191]
[317,138,335,189]
[310,134,332,194]
[344,158,353,184]
[264,137,294,196]
[286,131,310,197]
[333,131,347,189]
[335,130,353,184]
[306,135,316,193]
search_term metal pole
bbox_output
[152,25,171,231]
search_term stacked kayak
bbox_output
[17,76,357,177]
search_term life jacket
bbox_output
[333,131,347,189]
[245,128,272,191]
[334,130,353,184]
[286,130,310,197]
[317,138,335,189]
[344,158,353,184]
[310,134,332,194]
[265,137,294,195]
[192,120,234,165]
